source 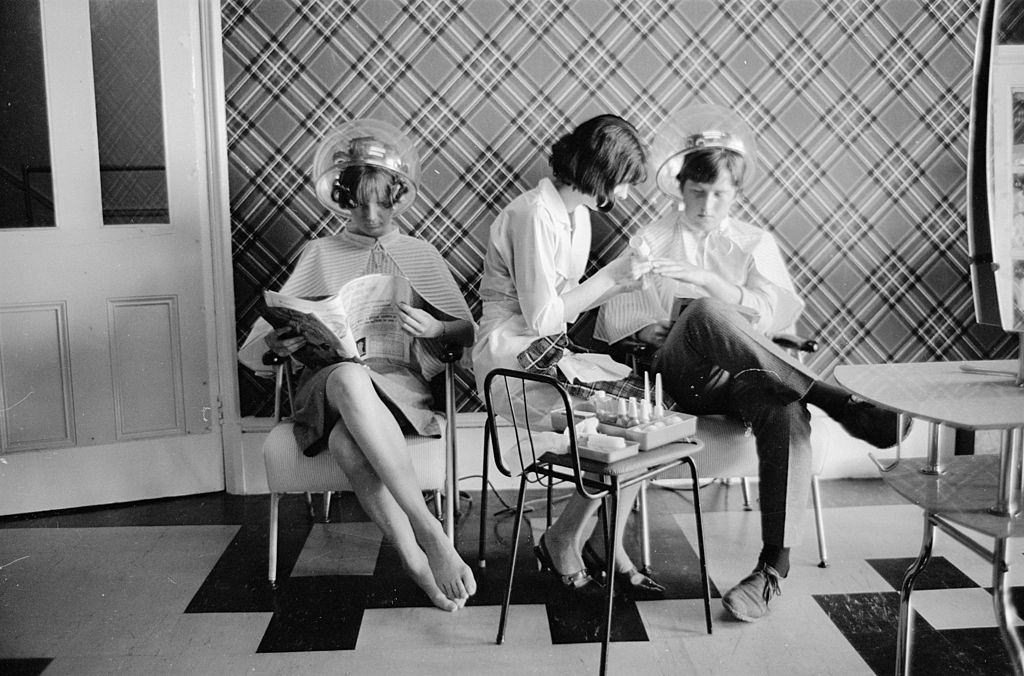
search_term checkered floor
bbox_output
[1,481,1022,675]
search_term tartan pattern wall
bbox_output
[225,0,1021,417]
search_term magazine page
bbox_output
[337,273,414,366]
[260,291,360,369]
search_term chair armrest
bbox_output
[262,350,290,366]
[438,345,464,364]
[770,333,818,353]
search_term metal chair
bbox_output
[482,367,712,676]
[262,349,461,585]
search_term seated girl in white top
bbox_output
[473,114,663,596]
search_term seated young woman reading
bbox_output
[239,120,476,611]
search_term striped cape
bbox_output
[238,228,473,380]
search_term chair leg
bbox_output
[304,492,315,520]
[478,421,491,569]
[545,471,554,531]
[497,475,529,645]
[687,458,713,634]
[323,491,332,523]
[600,490,619,676]
[268,492,281,585]
[741,477,753,511]
[638,480,652,572]
[811,475,830,568]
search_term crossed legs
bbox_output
[655,298,818,560]
[324,363,476,611]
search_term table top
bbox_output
[833,360,1024,430]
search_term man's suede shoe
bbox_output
[722,562,782,622]
[836,395,912,449]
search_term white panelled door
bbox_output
[0,0,224,514]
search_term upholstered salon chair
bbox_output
[262,348,462,585]
[482,368,712,676]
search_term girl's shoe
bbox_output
[534,535,603,597]
[582,541,666,598]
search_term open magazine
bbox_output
[258,273,416,371]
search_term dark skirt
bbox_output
[290,359,442,457]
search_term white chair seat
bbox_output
[264,421,447,494]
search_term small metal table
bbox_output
[835,360,1024,675]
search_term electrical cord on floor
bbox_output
[456,473,526,516]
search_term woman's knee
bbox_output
[324,363,372,408]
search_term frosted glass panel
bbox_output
[90,0,168,224]
[0,0,54,228]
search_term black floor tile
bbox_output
[256,576,365,652]
[0,658,52,676]
[816,591,1021,675]
[867,557,980,592]
[547,594,649,644]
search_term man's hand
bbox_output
[635,320,671,347]
[398,302,443,338]
[264,326,307,357]
[651,257,708,286]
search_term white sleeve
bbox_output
[509,209,569,336]
[737,233,804,334]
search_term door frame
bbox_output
[198,0,244,493]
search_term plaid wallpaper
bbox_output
[225,0,1023,416]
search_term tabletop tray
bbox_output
[597,413,697,451]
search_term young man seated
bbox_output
[596,106,910,622]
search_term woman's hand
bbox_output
[398,302,443,338]
[635,320,671,347]
[601,254,653,290]
[264,326,307,357]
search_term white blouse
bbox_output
[472,178,590,393]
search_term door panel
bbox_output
[0,0,223,514]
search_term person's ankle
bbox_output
[758,545,790,578]
[804,381,851,418]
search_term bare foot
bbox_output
[403,551,459,612]
[421,531,477,603]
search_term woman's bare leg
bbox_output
[544,484,643,575]
[324,363,476,603]
[327,423,459,611]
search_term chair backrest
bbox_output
[482,368,606,501]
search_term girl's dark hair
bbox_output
[549,114,647,211]
[331,164,408,209]
[676,147,746,191]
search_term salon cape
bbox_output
[238,228,473,380]
[472,178,591,394]
[596,212,804,344]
